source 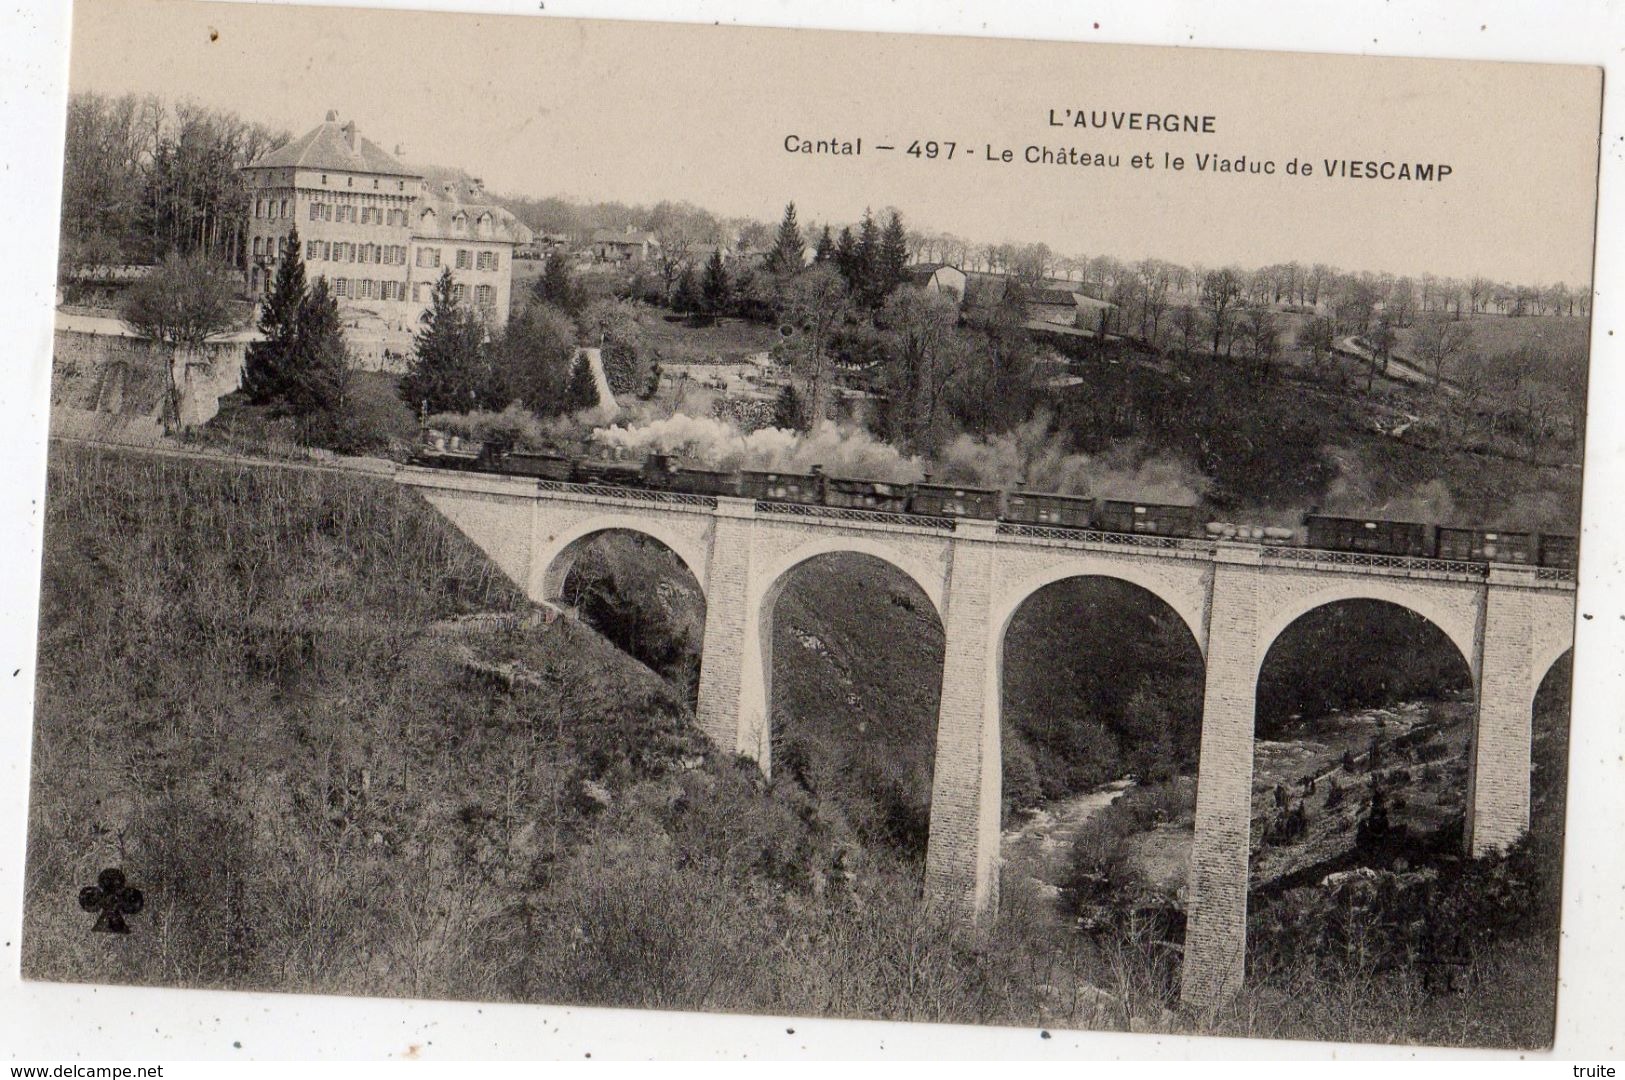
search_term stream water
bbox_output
[999,778,1135,906]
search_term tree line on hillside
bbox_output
[59,91,290,271]
[412,196,1584,500]
[499,188,1590,327]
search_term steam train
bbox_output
[411,430,1578,571]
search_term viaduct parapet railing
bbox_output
[397,466,1578,1009]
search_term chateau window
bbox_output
[323,205,332,222]
[477,251,497,271]
[476,284,494,307]
[252,237,262,257]
[373,179,379,189]
[455,249,472,270]
[415,283,428,302]
[309,203,320,221]
[306,239,319,259]
[362,279,375,299]
[398,180,404,192]
[347,177,353,187]
[277,236,287,255]
[280,199,289,219]
[254,199,263,219]
[321,174,328,185]
[452,284,468,304]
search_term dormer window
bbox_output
[453,212,467,232]
[477,212,493,238]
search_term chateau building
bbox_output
[241,112,533,371]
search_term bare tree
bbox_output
[122,251,242,430]
[1411,312,1474,398]
[1364,315,1397,392]
[778,264,851,429]
[1236,306,1282,380]
[1134,258,1174,347]
[1200,268,1243,358]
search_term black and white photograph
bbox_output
[5,0,1622,1060]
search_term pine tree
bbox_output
[283,276,349,421]
[766,202,805,276]
[532,252,583,315]
[701,248,731,317]
[242,224,306,405]
[401,268,488,415]
[672,263,700,315]
[772,381,802,430]
[563,351,600,412]
[854,209,881,304]
[878,210,909,298]
[833,226,858,287]
[812,225,834,265]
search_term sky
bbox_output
[65,0,1603,285]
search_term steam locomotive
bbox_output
[411,430,1578,571]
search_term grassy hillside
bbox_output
[1053,343,1582,526]
[24,445,703,997]
[768,554,945,856]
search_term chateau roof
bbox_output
[412,165,533,246]
[246,114,419,178]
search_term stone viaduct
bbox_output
[398,465,1578,1008]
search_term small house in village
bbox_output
[591,227,660,263]
[902,263,969,301]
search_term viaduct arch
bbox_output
[398,467,1579,1009]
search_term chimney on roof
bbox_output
[342,120,358,150]
[326,109,338,122]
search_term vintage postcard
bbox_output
[18,0,1604,1054]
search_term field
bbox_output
[1393,313,1590,379]
[640,312,783,366]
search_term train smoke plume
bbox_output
[935,415,1209,503]
[594,411,1209,502]
[593,415,926,482]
